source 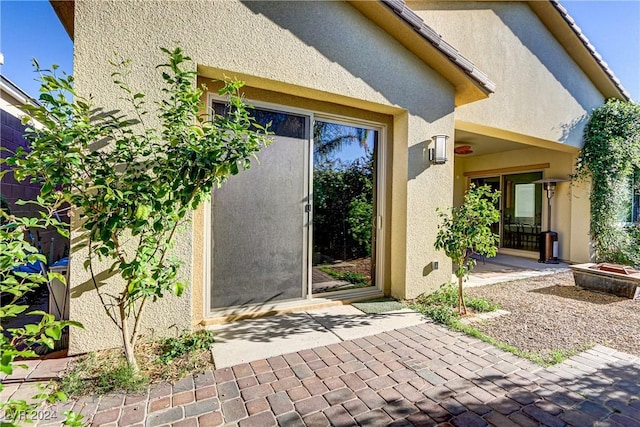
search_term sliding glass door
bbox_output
[471,171,543,252]
[209,98,383,311]
[311,120,378,295]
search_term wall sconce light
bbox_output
[429,134,449,165]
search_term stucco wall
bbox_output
[454,146,591,263]
[408,1,605,148]
[70,0,456,352]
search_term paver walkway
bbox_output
[6,320,639,426]
[466,254,569,288]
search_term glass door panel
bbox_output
[502,172,543,251]
[210,105,310,309]
[470,176,501,238]
[312,121,377,294]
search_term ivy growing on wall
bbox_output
[574,99,640,265]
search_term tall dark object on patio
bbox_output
[534,178,567,263]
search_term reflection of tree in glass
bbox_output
[212,102,306,139]
[313,153,373,261]
[248,108,306,138]
[314,121,370,163]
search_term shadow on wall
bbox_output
[492,4,594,144]
[240,1,454,126]
[405,2,594,146]
[558,113,588,144]
[408,141,432,181]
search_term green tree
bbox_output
[0,196,83,426]
[434,184,500,315]
[7,48,272,372]
[575,99,640,264]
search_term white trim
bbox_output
[204,93,387,316]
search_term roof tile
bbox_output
[380,0,496,93]
[379,0,630,100]
[549,0,630,100]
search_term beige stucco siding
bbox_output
[408,1,605,148]
[69,0,456,353]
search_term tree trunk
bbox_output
[119,302,139,373]
[458,276,467,315]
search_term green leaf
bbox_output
[40,336,55,348]
[173,282,184,297]
[24,324,41,335]
[45,325,62,340]
[134,204,151,221]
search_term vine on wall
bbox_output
[575,99,640,265]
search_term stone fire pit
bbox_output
[571,263,640,299]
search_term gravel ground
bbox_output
[465,270,640,359]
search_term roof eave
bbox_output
[528,0,630,102]
[1,75,40,106]
[50,0,74,41]
[349,0,495,107]
[48,0,494,106]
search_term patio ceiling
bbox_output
[454,129,531,158]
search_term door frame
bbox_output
[204,95,387,316]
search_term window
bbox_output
[211,101,308,139]
[621,169,640,223]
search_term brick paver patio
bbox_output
[3,321,640,426]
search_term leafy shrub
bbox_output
[621,224,640,267]
[412,282,499,326]
[156,329,215,364]
[575,99,640,263]
[9,48,272,371]
[0,199,83,426]
[347,196,373,256]
[435,184,500,314]
[416,282,458,307]
[467,297,500,313]
[423,305,459,326]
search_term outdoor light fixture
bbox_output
[429,134,449,165]
[532,178,568,231]
[532,177,568,263]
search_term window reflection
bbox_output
[212,101,307,139]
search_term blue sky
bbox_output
[0,1,639,101]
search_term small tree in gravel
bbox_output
[8,48,272,372]
[435,184,500,314]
